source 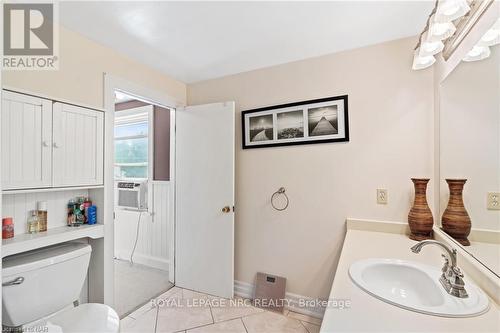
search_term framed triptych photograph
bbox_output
[242,95,349,149]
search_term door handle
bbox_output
[2,277,24,286]
[222,206,231,213]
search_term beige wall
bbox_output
[2,25,186,108]
[1,24,434,299]
[188,37,434,299]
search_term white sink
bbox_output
[349,258,489,317]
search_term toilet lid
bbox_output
[42,303,120,333]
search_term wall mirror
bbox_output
[438,21,500,277]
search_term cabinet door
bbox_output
[52,102,104,186]
[1,91,52,190]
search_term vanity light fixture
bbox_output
[435,0,471,23]
[413,0,473,70]
[463,45,491,62]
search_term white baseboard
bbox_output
[115,251,169,271]
[234,280,325,319]
[234,280,254,298]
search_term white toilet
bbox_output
[2,242,119,332]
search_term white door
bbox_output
[175,102,235,298]
[1,91,52,190]
[53,102,104,187]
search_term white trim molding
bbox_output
[234,280,325,319]
[104,74,180,305]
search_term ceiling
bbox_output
[60,1,433,83]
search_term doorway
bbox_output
[112,91,174,317]
[103,75,235,317]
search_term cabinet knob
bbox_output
[42,141,49,147]
[222,206,231,213]
[53,142,60,148]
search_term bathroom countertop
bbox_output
[466,240,500,275]
[320,229,500,333]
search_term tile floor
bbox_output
[120,287,322,333]
[114,259,174,317]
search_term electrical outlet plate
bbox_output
[487,192,500,210]
[377,189,388,204]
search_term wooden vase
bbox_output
[408,178,434,241]
[442,179,471,246]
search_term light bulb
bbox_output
[419,32,444,56]
[427,14,456,41]
[463,45,491,62]
[478,29,500,47]
[477,18,500,47]
[435,0,471,23]
[422,41,444,55]
[412,49,436,70]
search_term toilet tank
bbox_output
[2,242,92,327]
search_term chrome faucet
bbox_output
[411,240,468,298]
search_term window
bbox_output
[114,111,150,179]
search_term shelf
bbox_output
[2,185,104,195]
[2,224,104,258]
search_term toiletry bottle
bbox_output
[36,201,48,232]
[27,211,40,234]
[75,197,85,225]
[87,206,97,225]
[83,197,92,223]
[2,217,14,239]
[67,199,76,226]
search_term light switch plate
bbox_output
[377,189,388,204]
[487,192,500,210]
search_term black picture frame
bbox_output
[241,95,349,149]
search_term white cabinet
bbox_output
[1,91,52,190]
[1,91,104,190]
[52,103,104,187]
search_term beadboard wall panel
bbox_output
[2,189,89,235]
[114,182,170,270]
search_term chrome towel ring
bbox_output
[271,187,289,211]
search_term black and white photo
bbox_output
[249,114,274,142]
[308,106,338,136]
[242,95,349,149]
[277,110,304,139]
